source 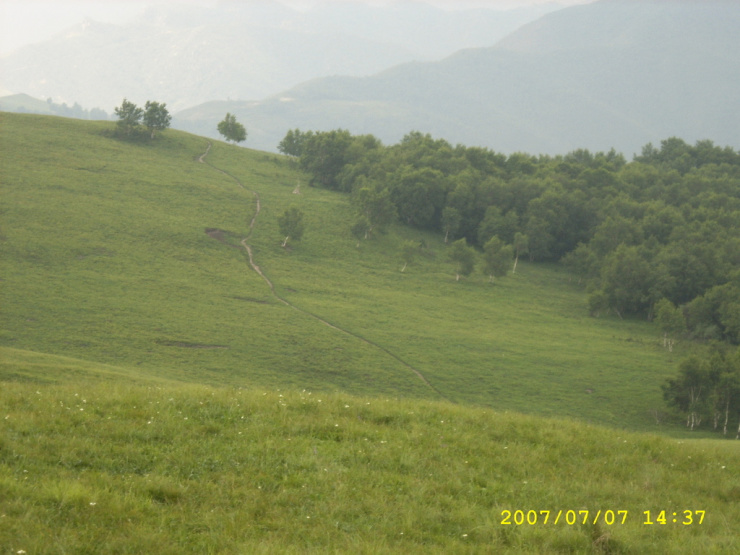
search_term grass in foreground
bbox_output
[1,380,738,554]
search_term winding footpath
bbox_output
[198,142,446,400]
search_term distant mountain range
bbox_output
[3,0,738,157]
[0,0,555,112]
[173,0,740,156]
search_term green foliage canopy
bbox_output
[663,347,740,435]
[291,127,740,338]
[278,128,313,157]
[113,98,143,137]
[142,100,171,139]
[278,206,305,247]
[481,236,513,284]
[447,238,476,281]
[114,98,171,140]
[217,112,247,143]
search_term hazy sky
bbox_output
[0,0,594,55]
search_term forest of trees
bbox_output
[280,129,740,435]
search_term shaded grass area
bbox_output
[1,381,738,554]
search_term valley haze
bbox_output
[2,0,737,156]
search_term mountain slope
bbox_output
[0,113,681,431]
[175,0,740,155]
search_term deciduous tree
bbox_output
[114,98,143,137]
[389,166,448,229]
[441,206,460,244]
[142,101,171,139]
[512,232,529,273]
[299,129,353,190]
[481,236,513,284]
[217,113,247,144]
[477,206,518,245]
[655,298,686,351]
[351,216,371,246]
[399,240,419,272]
[278,206,305,247]
[448,238,476,281]
[352,183,396,238]
[664,348,740,436]
[278,128,312,157]
[662,355,710,430]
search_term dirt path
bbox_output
[198,142,446,399]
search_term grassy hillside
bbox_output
[1,379,738,553]
[0,112,692,432]
[1,113,738,553]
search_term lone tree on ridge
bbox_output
[217,113,247,144]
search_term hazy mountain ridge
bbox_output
[174,0,740,155]
[0,0,556,112]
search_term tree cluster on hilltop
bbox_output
[282,129,740,340]
[113,98,172,140]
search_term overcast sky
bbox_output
[0,0,594,55]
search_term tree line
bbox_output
[662,345,740,437]
[280,129,740,336]
[280,129,740,435]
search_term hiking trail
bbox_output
[198,142,446,400]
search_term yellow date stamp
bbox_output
[501,509,629,526]
[500,509,706,526]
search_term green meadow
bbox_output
[1,113,736,552]
[1,380,738,554]
[2,113,680,429]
